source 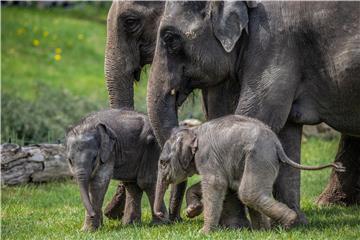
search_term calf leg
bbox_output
[200,175,227,234]
[104,183,126,220]
[123,182,143,225]
[219,190,251,229]
[83,164,112,231]
[248,207,270,230]
[185,182,203,218]
[239,155,297,228]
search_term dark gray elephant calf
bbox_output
[66,109,167,231]
[154,115,344,234]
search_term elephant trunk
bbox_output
[154,171,169,218]
[105,3,139,109]
[146,54,179,146]
[78,178,96,218]
[104,54,135,109]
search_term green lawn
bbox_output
[2,138,360,240]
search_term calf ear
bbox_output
[96,123,116,163]
[179,134,198,170]
[211,1,255,53]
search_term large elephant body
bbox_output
[147,1,360,223]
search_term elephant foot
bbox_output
[81,222,98,232]
[82,215,103,232]
[280,210,298,230]
[185,202,203,219]
[286,210,307,227]
[199,226,215,235]
[169,214,183,223]
[104,183,126,220]
[219,215,251,230]
[150,217,171,226]
[317,135,360,206]
[122,210,141,225]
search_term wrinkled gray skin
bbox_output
[105,1,187,222]
[154,115,345,234]
[66,109,167,231]
[147,1,360,224]
[105,1,163,109]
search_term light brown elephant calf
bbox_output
[154,115,345,234]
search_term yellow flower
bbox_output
[43,31,49,37]
[55,48,62,54]
[54,54,61,61]
[77,34,84,40]
[32,39,40,47]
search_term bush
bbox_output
[1,84,104,145]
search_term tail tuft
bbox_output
[331,162,346,172]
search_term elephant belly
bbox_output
[112,166,138,181]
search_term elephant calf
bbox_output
[65,109,167,231]
[154,115,344,234]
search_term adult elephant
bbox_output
[147,1,360,225]
[103,1,186,222]
[104,1,251,226]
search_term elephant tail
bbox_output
[275,140,346,172]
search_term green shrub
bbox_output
[1,84,104,145]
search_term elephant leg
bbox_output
[239,157,297,229]
[123,182,143,225]
[317,134,360,205]
[104,183,126,220]
[200,175,227,234]
[168,181,187,222]
[185,182,203,218]
[83,166,112,231]
[143,186,168,225]
[273,122,307,225]
[248,207,270,230]
[219,190,251,229]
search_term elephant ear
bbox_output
[179,130,198,170]
[211,1,257,53]
[96,123,117,163]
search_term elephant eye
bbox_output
[162,31,182,55]
[123,17,141,33]
[68,158,73,166]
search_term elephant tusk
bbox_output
[170,89,176,96]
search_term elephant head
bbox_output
[147,1,257,145]
[105,1,164,109]
[66,123,116,220]
[154,128,198,217]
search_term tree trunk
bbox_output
[317,135,360,206]
[1,143,71,186]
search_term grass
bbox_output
[2,137,360,240]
